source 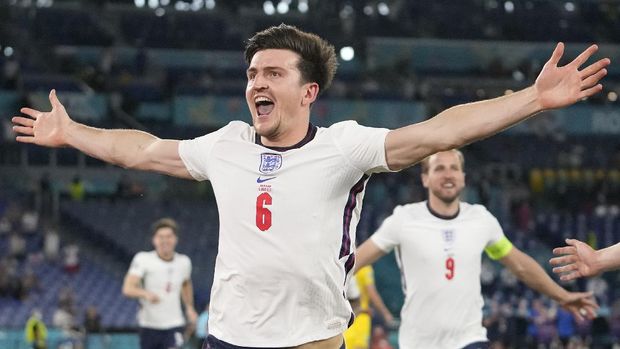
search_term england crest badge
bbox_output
[259,153,282,174]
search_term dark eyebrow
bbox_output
[247,66,286,74]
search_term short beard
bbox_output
[432,189,461,206]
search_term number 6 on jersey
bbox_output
[256,192,272,231]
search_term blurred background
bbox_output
[1,0,620,348]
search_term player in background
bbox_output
[344,265,395,349]
[122,218,197,349]
[551,239,620,281]
[11,24,609,349]
[354,149,598,349]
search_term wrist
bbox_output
[64,119,80,147]
[525,86,545,114]
[593,250,607,274]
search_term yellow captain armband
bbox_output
[484,236,514,260]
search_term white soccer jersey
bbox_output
[127,251,192,329]
[178,120,390,347]
[370,201,508,349]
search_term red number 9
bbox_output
[445,257,455,280]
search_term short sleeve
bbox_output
[329,121,392,174]
[483,211,513,260]
[127,253,146,278]
[184,256,192,281]
[369,206,403,253]
[178,123,232,181]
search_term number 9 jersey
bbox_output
[370,201,512,349]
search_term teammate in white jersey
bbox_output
[11,23,609,349]
[354,150,598,349]
[122,218,197,349]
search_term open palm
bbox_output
[11,89,72,147]
[550,238,599,281]
[535,43,610,110]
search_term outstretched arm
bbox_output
[12,90,192,179]
[354,239,388,273]
[499,247,598,321]
[550,239,620,281]
[385,43,610,170]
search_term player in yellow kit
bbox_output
[345,265,394,349]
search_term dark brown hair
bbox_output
[420,149,465,174]
[244,24,338,94]
[151,218,178,236]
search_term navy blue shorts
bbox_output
[203,335,346,349]
[139,326,184,349]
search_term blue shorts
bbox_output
[139,326,184,349]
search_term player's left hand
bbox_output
[558,291,598,322]
[535,43,610,110]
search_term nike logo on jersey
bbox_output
[257,176,277,183]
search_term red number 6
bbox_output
[256,192,272,231]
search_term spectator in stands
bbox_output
[122,218,197,349]
[52,306,75,330]
[43,226,60,261]
[9,230,26,261]
[25,309,47,349]
[21,208,39,234]
[556,306,577,347]
[83,305,102,334]
[2,54,19,89]
[57,287,76,313]
[68,175,85,201]
[354,150,598,348]
[11,23,610,348]
[62,243,80,274]
[20,267,40,301]
[0,256,19,298]
[37,173,53,220]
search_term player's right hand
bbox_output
[145,292,160,304]
[550,238,601,281]
[12,89,73,147]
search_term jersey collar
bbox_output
[255,123,317,152]
[426,201,460,220]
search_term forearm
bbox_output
[368,287,392,320]
[596,242,620,273]
[65,121,160,169]
[387,87,541,170]
[433,86,541,145]
[122,284,152,300]
[181,282,195,311]
[510,252,568,302]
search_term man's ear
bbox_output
[301,82,319,106]
[421,173,429,188]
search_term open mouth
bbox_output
[255,96,275,117]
